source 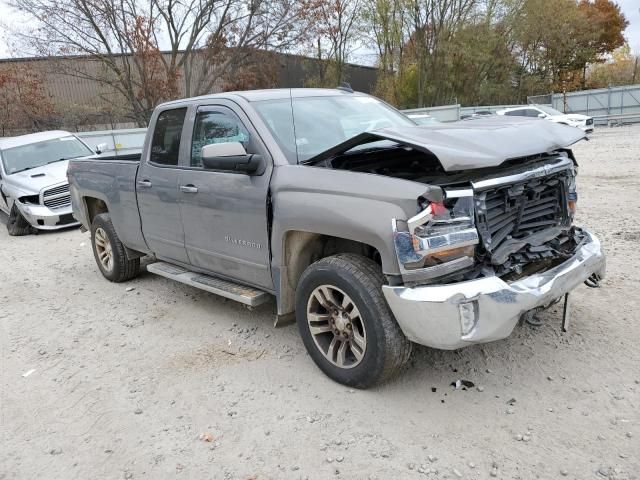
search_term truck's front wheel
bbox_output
[295,254,412,388]
[91,213,140,282]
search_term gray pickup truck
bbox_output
[68,88,606,387]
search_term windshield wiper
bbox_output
[48,156,82,164]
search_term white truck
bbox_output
[0,130,102,235]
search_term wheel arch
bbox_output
[84,196,109,225]
[275,230,383,316]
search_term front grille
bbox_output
[43,183,71,209]
[586,118,594,125]
[475,172,569,256]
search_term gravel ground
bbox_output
[1,125,639,480]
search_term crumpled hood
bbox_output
[4,160,70,195]
[308,116,586,172]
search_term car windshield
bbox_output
[537,105,565,116]
[252,95,415,163]
[1,136,93,175]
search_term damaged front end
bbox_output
[303,116,605,349]
[392,155,590,286]
[384,154,606,349]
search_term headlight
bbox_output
[567,168,578,216]
[18,195,40,205]
[393,189,479,281]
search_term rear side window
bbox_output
[150,108,187,166]
[190,109,249,168]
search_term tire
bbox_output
[295,253,412,388]
[7,204,33,236]
[91,213,140,282]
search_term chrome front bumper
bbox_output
[15,202,79,230]
[382,229,606,350]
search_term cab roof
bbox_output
[159,88,363,108]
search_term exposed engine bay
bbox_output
[313,141,584,285]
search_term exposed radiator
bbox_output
[474,171,570,256]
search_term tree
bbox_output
[362,0,408,104]
[577,0,628,87]
[9,0,319,125]
[587,44,639,88]
[364,0,629,108]
[511,0,627,95]
[0,63,55,135]
[306,0,364,87]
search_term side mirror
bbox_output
[537,113,546,118]
[201,142,264,175]
[96,143,108,154]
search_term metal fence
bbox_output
[528,84,640,125]
[76,128,147,154]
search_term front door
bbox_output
[178,104,272,289]
[137,107,190,264]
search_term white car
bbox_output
[406,113,440,125]
[0,130,96,235]
[496,105,594,133]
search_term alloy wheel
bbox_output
[306,285,367,369]
[94,227,114,272]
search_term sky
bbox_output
[0,0,639,60]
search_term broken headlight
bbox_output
[18,194,41,205]
[393,189,479,281]
[567,168,578,218]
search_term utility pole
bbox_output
[633,56,638,85]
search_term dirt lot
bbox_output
[1,125,639,480]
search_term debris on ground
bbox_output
[450,380,475,390]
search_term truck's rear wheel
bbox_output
[295,253,412,388]
[7,204,33,236]
[91,213,139,282]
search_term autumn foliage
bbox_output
[0,64,54,135]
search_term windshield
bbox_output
[537,105,565,116]
[252,95,415,163]
[1,136,93,175]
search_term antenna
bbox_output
[289,88,300,164]
[337,82,353,93]
[285,57,300,163]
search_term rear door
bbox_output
[137,107,190,264]
[177,102,273,289]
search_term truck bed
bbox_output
[67,156,148,254]
[91,153,142,162]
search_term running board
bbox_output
[146,262,270,307]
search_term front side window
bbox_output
[190,109,250,168]
[150,108,187,166]
[504,109,526,117]
[1,136,93,175]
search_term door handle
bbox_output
[180,185,198,193]
[137,180,152,188]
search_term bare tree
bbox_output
[0,63,55,135]
[307,0,363,86]
[8,0,319,125]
